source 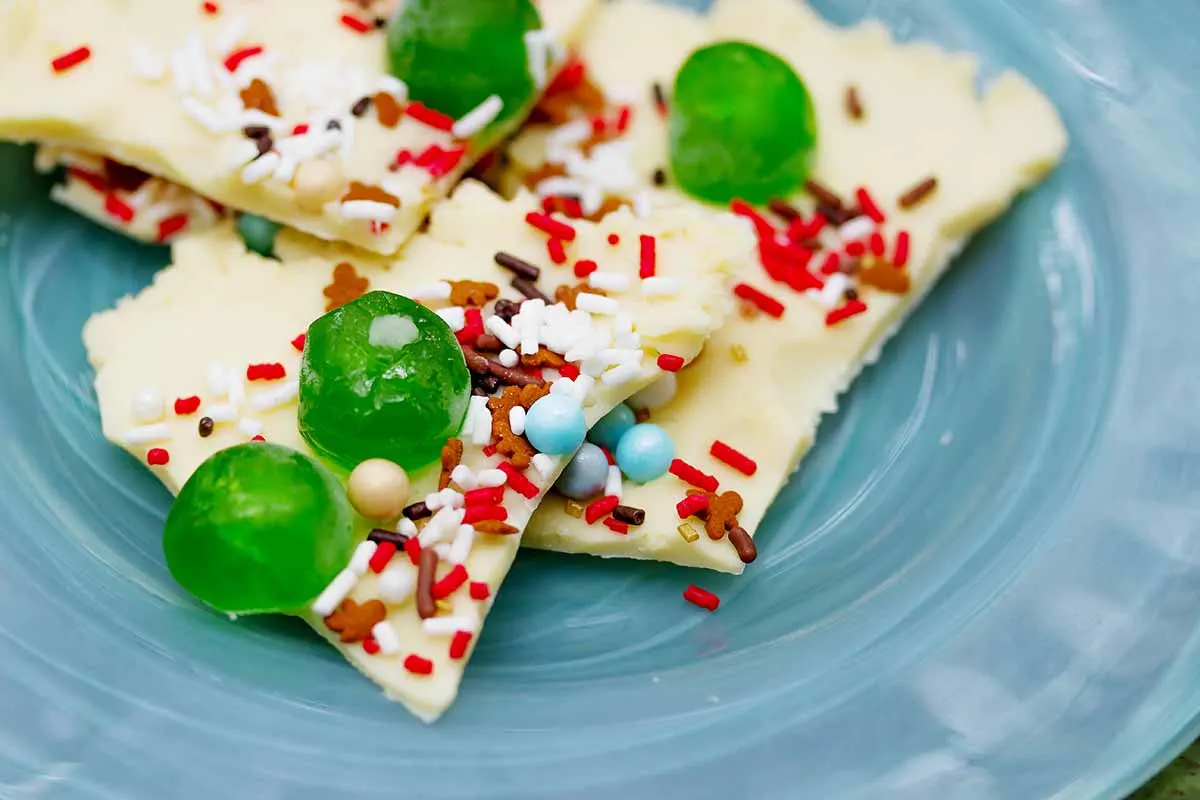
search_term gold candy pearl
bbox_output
[347,459,410,521]
[291,159,344,212]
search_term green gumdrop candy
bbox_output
[298,290,471,472]
[163,442,356,614]
[669,41,818,205]
[386,0,542,127]
[236,212,281,259]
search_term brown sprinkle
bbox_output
[474,520,519,535]
[492,298,521,322]
[652,168,667,186]
[460,345,492,375]
[103,159,151,193]
[449,280,500,307]
[612,505,645,526]
[494,251,541,282]
[197,416,214,437]
[729,527,757,564]
[439,438,464,490]
[845,85,865,121]
[898,176,939,210]
[402,501,431,520]
[350,96,372,117]
[242,125,270,140]
[805,179,845,212]
[341,181,400,207]
[564,499,585,518]
[323,598,387,643]
[367,528,410,547]
[652,81,668,109]
[488,359,548,389]
[323,262,369,311]
[239,78,279,117]
[512,277,551,304]
[473,334,504,353]
[554,282,603,312]
[416,548,439,619]
[677,523,700,543]
[373,91,403,128]
[768,198,802,222]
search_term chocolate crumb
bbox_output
[350,96,372,117]
[845,85,864,121]
[494,251,540,281]
[898,176,939,210]
[367,528,410,547]
[197,416,214,437]
[612,505,646,526]
[512,277,551,304]
[492,298,521,322]
[652,168,667,186]
[402,501,431,520]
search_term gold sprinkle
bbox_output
[677,523,701,543]
[738,299,760,320]
[565,500,585,519]
[435,599,454,616]
[730,344,748,363]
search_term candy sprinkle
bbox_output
[339,13,372,34]
[524,212,577,242]
[683,584,720,612]
[733,283,785,319]
[405,101,455,132]
[222,45,263,73]
[604,518,629,535]
[710,441,757,476]
[404,654,434,675]
[826,299,868,327]
[51,46,91,74]
[146,448,170,466]
[855,187,886,224]
[670,459,719,492]
[174,396,202,416]
[156,213,189,243]
[638,235,657,279]
[656,354,684,372]
[448,630,473,660]
[677,523,701,543]
[469,581,491,601]
[898,176,939,210]
[893,230,912,269]
[585,495,620,525]
[676,494,710,519]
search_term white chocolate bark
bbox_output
[84,181,751,719]
[0,0,598,253]
[513,0,1068,572]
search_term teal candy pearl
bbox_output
[554,443,609,500]
[615,424,675,483]
[525,394,586,455]
[237,213,282,258]
[588,403,636,451]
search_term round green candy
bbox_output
[236,212,281,258]
[386,0,541,128]
[298,290,471,472]
[668,42,818,205]
[163,442,356,615]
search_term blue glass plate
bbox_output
[1,1,1198,797]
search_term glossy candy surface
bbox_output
[615,423,675,483]
[524,394,586,455]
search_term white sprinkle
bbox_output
[535,176,585,199]
[531,453,558,481]
[169,51,194,95]
[498,349,520,368]
[435,307,466,331]
[226,367,245,408]
[445,466,475,493]
[509,405,526,436]
[547,119,592,149]
[448,524,475,565]
[810,273,850,308]
[524,29,550,88]
[575,293,619,315]
[520,332,540,357]
[272,152,298,184]
[226,139,259,170]
[605,465,623,499]
[580,357,608,378]
[397,517,419,537]
[839,216,876,244]
[205,403,238,423]
[485,316,521,349]
[339,200,397,222]
[249,380,299,412]
[376,75,408,101]
[184,32,213,97]
[236,418,263,438]
[348,541,377,576]
[130,388,165,424]
[378,567,416,604]
[411,282,452,302]
[214,14,250,54]
[633,190,654,219]
[599,348,642,367]
[425,489,464,512]
[241,153,280,184]
[180,97,230,133]
[130,44,165,81]
[452,94,504,139]
[477,469,507,488]
[123,423,171,445]
[581,184,605,217]
[423,616,477,637]
[371,620,402,655]
[564,340,599,364]
[615,330,641,350]
[601,362,642,386]
[641,277,679,297]
[587,272,631,293]
[433,543,453,560]
[419,507,464,546]
[572,374,596,405]
[467,396,492,446]
[549,378,575,396]
[310,568,357,616]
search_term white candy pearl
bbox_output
[628,373,677,411]
[130,388,165,424]
[291,159,343,211]
[347,459,410,521]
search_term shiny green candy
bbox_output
[163,443,356,614]
[669,42,818,205]
[298,291,471,472]
[386,0,541,129]
[236,212,281,258]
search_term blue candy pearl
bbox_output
[525,394,587,455]
[615,424,675,483]
[237,213,282,258]
[554,443,609,500]
[588,403,636,451]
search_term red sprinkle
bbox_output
[414,144,445,168]
[574,259,598,278]
[559,363,580,380]
[339,13,372,34]
[607,233,620,246]
[615,104,634,133]
[51,46,91,74]
[818,252,842,275]
[67,167,108,194]
[869,231,887,258]
[291,333,306,352]
[855,187,886,224]
[604,518,629,535]
[455,307,485,346]
[826,299,868,327]
[730,200,777,239]
[404,537,422,566]
[657,354,685,372]
[469,581,491,601]
[676,494,710,519]
[405,101,455,132]
[246,363,286,381]
[362,637,380,655]
[639,234,657,279]
[525,212,577,242]
[404,654,434,675]
[481,443,498,458]
[432,564,469,599]
[368,541,398,573]
[683,584,720,612]
[710,441,757,476]
[894,230,911,269]
[498,462,539,499]
[448,631,473,660]
[463,486,504,507]
[547,58,586,95]
[174,396,201,416]
[146,448,170,466]
[222,45,263,73]
[670,459,719,493]
[428,145,467,179]
[585,495,620,525]
[733,283,785,318]
[291,123,310,136]
[462,505,508,525]
[389,149,413,171]
[201,1,219,14]
[103,194,135,224]
[844,240,866,258]
[601,447,615,466]
[155,213,189,243]
[546,237,567,265]
[250,435,266,442]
